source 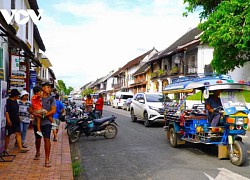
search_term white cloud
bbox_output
[37,1,200,88]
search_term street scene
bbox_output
[0,0,250,180]
[72,106,250,180]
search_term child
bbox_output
[32,86,57,137]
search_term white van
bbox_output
[112,91,134,109]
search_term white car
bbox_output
[130,92,171,127]
[112,91,133,109]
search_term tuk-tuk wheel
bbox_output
[169,128,178,148]
[229,140,247,166]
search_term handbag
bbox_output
[58,113,65,122]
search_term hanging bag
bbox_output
[57,100,66,122]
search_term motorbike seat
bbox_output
[93,117,112,125]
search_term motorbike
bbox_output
[69,115,118,143]
[65,110,101,135]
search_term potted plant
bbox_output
[170,66,178,74]
[151,72,157,77]
[157,69,164,76]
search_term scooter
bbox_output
[69,115,118,143]
[65,111,102,136]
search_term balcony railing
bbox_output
[113,83,123,89]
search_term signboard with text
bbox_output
[0,81,7,154]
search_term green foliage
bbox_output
[56,80,74,95]
[186,91,202,100]
[184,0,250,74]
[82,88,94,96]
[65,86,74,95]
[243,90,250,102]
[183,0,221,20]
[157,69,164,76]
[151,72,157,77]
[72,160,81,177]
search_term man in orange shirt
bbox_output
[85,94,93,112]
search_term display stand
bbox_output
[0,150,16,162]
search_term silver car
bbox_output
[122,98,133,111]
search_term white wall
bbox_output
[197,45,250,82]
[127,65,137,86]
[228,61,250,82]
[13,0,34,51]
[197,45,214,73]
[106,77,114,91]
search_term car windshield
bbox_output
[121,95,133,99]
[220,91,247,108]
[145,94,164,102]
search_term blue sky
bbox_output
[37,0,201,88]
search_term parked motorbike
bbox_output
[69,115,118,143]
[65,111,102,136]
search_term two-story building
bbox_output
[147,27,214,92]
[0,0,55,94]
[112,48,158,94]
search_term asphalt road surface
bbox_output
[71,106,250,180]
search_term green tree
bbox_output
[184,0,250,74]
[65,86,74,95]
[56,80,74,95]
[82,88,93,96]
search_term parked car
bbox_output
[112,91,133,109]
[122,98,133,111]
[130,92,171,127]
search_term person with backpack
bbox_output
[52,93,65,142]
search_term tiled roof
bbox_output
[133,63,150,76]
[112,48,156,77]
[98,70,114,83]
[149,27,202,62]
[80,81,93,89]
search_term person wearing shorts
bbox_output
[30,82,56,167]
[5,89,29,153]
[52,93,65,142]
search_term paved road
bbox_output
[72,106,250,180]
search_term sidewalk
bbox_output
[0,122,74,180]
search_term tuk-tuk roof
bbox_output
[163,74,250,94]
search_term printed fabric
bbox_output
[18,100,32,124]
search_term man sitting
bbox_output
[205,90,222,127]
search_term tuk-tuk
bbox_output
[163,74,249,166]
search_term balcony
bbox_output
[187,67,197,74]
[113,83,123,89]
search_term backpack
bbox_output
[56,100,65,121]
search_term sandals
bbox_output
[53,138,57,142]
[34,154,40,160]
[19,149,29,153]
[44,162,52,167]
